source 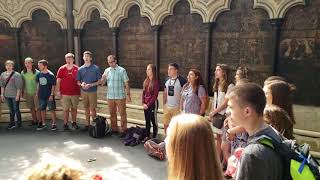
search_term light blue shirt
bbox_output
[104,65,129,99]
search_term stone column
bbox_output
[204,22,215,94]
[12,28,22,71]
[74,29,83,65]
[111,27,119,61]
[66,0,74,52]
[270,19,284,75]
[152,25,162,78]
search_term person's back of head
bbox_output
[166,114,223,180]
[23,156,85,180]
[264,76,286,86]
[266,80,295,124]
[264,105,294,139]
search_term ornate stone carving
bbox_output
[73,0,231,28]
[188,0,232,22]
[0,0,66,28]
[253,0,306,19]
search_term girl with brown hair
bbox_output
[142,64,160,141]
[166,114,223,180]
[209,63,234,161]
[263,79,296,124]
[264,105,294,139]
[180,69,207,116]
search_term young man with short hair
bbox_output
[227,83,283,180]
[76,51,101,130]
[100,55,131,135]
[0,60,23,129]
[21,57,41,126]
[36,60,57,131]
[163,63,186,134]
[56,53,80,130]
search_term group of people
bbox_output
[0,51,132,135]
[1,52,298,180]
[161,63,296,180]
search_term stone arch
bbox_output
[14,1,66,29]
[187,0,232,22]
[74,1,112,29]
[253,0,306,19]
[154,0,182,26]
[112,1,151,28]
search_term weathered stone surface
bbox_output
[82,9,113,72]
[19,10,66,75]
[159,0,206,86]
[279,0,320,105]
[0,20,15,72]
[119,5,153,88]
[211,0,273,85]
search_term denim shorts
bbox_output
[39,98,56,111]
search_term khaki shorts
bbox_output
[162,105,180,126]
[25,93,39,110]
[61,95,80,110]
[81,91,97,109]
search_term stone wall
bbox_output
[0,0,319,105]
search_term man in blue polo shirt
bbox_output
[100,55,131,135]
[76,51,101,130]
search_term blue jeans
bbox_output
[5,97,22,124]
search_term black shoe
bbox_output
[37,123,45,131]
[64,124,70,131]
[71,122,79,130]
[51,124,57,131]
[7,123,16,130]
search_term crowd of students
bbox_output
[0,52,299,180]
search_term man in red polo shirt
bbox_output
[56,53,81,130]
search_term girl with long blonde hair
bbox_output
[166,114,223,180]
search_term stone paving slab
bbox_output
[0,121,167,180]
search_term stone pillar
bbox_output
[152,25,162,79]
[12,28,22,71]
[204,22,215,94]
[74,29,83,65]
[270,19,283,75]
[111,27,119,61]
[66,0,74,53]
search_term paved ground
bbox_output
[0,121,167,180]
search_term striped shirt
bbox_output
[104,65,129,99]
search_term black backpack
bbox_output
[256,135,320,180]
[123,126,147,146]
[89,116,111,138]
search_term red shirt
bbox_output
[57,64,80,95]
[142,80,160,108]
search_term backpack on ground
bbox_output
[144,138,166,161]
[256,135,320,180]
[89,116,111,138]
[123,126,147,146]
